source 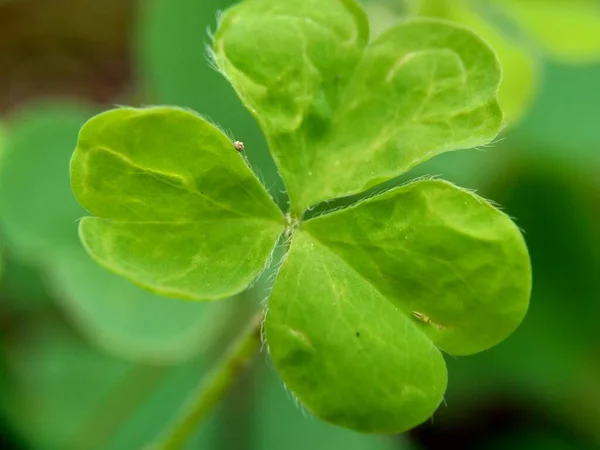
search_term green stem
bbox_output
[149,311,264,450]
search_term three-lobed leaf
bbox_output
[214,0,503,213]
[71,106,284,300]
[69,0,532,435]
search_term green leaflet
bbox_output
[302,179,531,355]
[0,103,230,363]
[214,0,502,213]
[266,180,529,432]
[266,230,447,433]
[71,106,284,300]
[444,163,600,410]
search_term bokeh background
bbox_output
[0,0,599,449]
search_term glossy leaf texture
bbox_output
[415,0,539,125]
[266,179,530,432]
[214,0,503,213]
[490,0,600,63]
[0,103,229,363]
[71,106,284,300]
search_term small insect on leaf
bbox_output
[234,141,245,152]
[413,311,445,330]
[413,311,432,324]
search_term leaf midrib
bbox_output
[83,216,284,227]
[79,144,283,224]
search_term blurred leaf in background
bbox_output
[0,315,217,450]
[489,0,600,63]
[0,256,51,312]
[511,62,600,172]
[487,431,596,450]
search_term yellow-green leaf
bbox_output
[214,0,502,212]
[71,106,284,300]
[266,179,530,432]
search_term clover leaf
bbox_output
[70,0,531,434]
[71,106,284,300]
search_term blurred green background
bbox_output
[0,0,599,449]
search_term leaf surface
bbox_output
[266,179,531,431]
[71,106,284,300]
[214,0,502,212]
[303,179,531,355]
[266,231,447,433]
